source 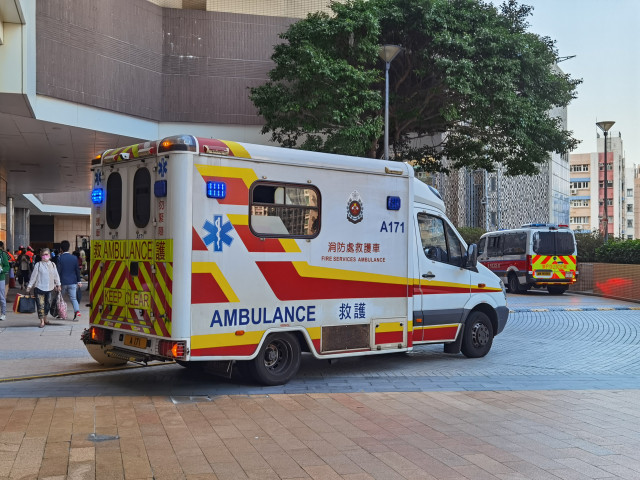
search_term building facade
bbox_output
[568,133,627,238]
[424,104,570,231]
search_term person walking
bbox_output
[0,242,9,321]
[17,248,31,290]
[57,240,82,321]
[26,248,61,328]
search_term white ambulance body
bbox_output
[83,135,508,385]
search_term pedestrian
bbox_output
[57,240,82,321]
[17,248,31,290]
[26,248,61,328]
[0,241,9,321]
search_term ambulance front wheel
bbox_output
[251,333,301,386]
[85,344,128,366]
[460,311,493,358]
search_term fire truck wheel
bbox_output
[85,344,128,366]
[460,311,493,358]
[251,333,301,386]
[547,286,567,295]
[508,274,521,294]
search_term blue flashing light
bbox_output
[154,180,167,197]
[387,196,401,211]
[206,181,227,199]
[91,188,104,204]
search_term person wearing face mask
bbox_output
[26,248,61,328]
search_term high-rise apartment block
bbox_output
[569,133,628,238]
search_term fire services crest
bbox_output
[346,191,364,224]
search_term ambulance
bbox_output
[82,134,509,385]
[477,224,578,295]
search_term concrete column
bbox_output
[6,197,14,252]
[13,207,30,251]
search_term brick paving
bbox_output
[1,290,640,478]
[2,391,640,479]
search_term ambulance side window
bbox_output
[477,237,487,256]
[418,214,449,264]
[250,182,320,238]
[133,168,151,228]
[106,173,122,229]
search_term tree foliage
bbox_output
[250,0,581,175]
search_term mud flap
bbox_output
[443,327,463,354]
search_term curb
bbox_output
[510,306,640,313]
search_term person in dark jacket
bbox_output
[57,240,82,320]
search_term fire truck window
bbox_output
[133,168,151,228]
[106,173,122,229]
[487,236,502,256]
[250,183,320,238]
[534,232,575,255]
[503,233,526,255]
[477,237,487,256]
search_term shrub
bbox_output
[596,239,640,264]
[574,231,603,262]
[456,227,486,246]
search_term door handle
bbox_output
[422,272,436,279]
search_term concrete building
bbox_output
[425,104,570,231]
[0,0,332,251]
[568,133,626,238]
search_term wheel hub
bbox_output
[471,322,490,347]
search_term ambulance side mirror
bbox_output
[464,244,478,269]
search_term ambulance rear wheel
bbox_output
[251,333,301,386]
[461,311,493,358]
[85,344,128,366]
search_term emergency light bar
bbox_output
[206,181,227,199]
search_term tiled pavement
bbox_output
[2,391,640,479]
[1,289,640,478]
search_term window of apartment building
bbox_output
[599,163,613,170]
[598,180,613,188]
[570,164,589,172]
[628,220,634,228]
[627,188,633,197]
[572,181,589,189]
[627,204,633,212]
[599,199,613,206]
[570,216,589,224]
[571,199,589,207]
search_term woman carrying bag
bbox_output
[26,248,61,328]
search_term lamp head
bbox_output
[596,121,615,133]
[379,45,403,63]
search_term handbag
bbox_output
[14,294,36,314]
[56,291,67,320]
[76,287,83,303]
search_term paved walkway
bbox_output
[1,288,640,479]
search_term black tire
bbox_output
[460,311,494,358]
[547,285,567,295]
[508,274,521,294]
[250,333,301,386]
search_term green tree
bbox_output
[457,226,486,246]
[250,0,581,175]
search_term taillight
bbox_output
[90,326,107,343]
[158,340,186,359]
[526,254,532,274]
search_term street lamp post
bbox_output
[596,121,615,242]
[379,45,403,160]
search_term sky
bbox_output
[490,0,640,166]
